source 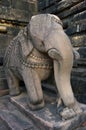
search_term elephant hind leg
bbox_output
[23,68,44,110]
[5,69,20,96]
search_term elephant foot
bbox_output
[57,98,83,120]
[10,87,21,96]
[28,100,45,111]
[60,106,82,120]
[60,107,76,120]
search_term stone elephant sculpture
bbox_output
[4,14,82,119]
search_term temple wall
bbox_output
[0,0,37,94]
[0,0,37,61]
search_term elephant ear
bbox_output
[18,26,33,57]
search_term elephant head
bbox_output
[28,14,82,119]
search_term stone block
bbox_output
[0,6,30,23]
[77,47,86,58]
[29,2,38,16]
[0,0,11,7]
[72,68,86,78]
[56,0,83,13]
[38,0,60,11]
[66,22,86,36]
[9,8,30,23]
[11,0,29,11]
[41,0,83,13]
[57,1,86,19]
[72,10,86,22]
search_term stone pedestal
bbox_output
[11,92,86,130]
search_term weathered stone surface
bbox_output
[0,34,13,59]
[38,0,60,11]
[0,95,38,130]
[40,0,83,13]
[0,0,11,7]
[29,2,38,16]
[41,4,57,13]
[57,1,86,19]
[69,34,86,47]
[11,92,86,130]
[66,21,86,35]
[11,0,30,11]
[72,68,86,78]
[72,10,86,22]
[0,6,30,23]
[0,0,37,14]
[71,76,86,103]
[55,0,83,13]
[0,93,86,130]
[76,59,86,66]
[78,47,86,58]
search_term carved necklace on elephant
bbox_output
[18,48,53,70]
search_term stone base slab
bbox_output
[11,92,86,130]
[0,95,38,130]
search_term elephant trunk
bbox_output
[54,60,74,107]
[48,45,75,108]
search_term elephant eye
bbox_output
[42,41,44,46]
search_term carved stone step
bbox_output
[0,95,38,130]
[11,92,86,130]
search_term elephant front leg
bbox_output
[5,69,20,96]
[54,60,82,119]
[22,68,44,110]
